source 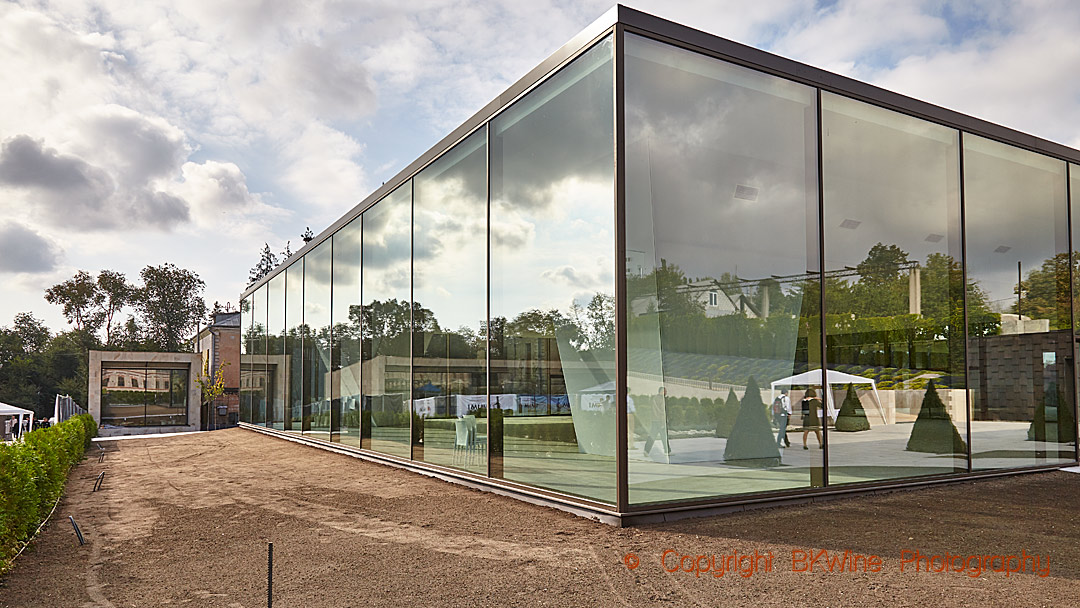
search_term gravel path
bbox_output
[2,428,1078,607]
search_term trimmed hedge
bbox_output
[0,414,97,573]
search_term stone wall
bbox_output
[968,330,1074,422]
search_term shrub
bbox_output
[0,414,97,573]
[715,388,740,438]
[1028,383,1077,444]
[834,383,871,432]
[723,377,780,465]
[906,381,966,454]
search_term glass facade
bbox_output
[625,33,821,504]
[240,18,1080,516]
[332,218,363,446]
[964,134,1074,468]
[363,182,412,458]
[821,92,967,482]
[413,128,488,474]
[267,273,285,430]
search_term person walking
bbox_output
[774,388,791,448]
[643,386,672,456]
[801,388,823,449]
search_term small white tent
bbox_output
[770,370,886,424]
[0,402,35,439]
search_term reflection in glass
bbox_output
[490,38,615,502]
[624,33,822,504]
[821,92,967,482]
[413,128,488,473]
[240,295,252,423]
[250,285,267,424]
[363,183,412,458]
[285,262,304,433]
[267,273,286,429]
[332,219,363,446]
[965,134,1074,468]
[305,240,333,439]
[101,367,188,426]
[101,367,147,427]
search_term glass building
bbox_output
[240,7,1080,524]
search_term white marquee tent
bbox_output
[0,402,35,439]
[770,370,886,424]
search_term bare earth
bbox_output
[2,428,1079,607]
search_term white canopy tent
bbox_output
[770,370,887,424]
[0,402,35,439]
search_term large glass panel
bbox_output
[101,367,147,427]
[332,219,363,447]
[101,366,187,426]
[363,183,412,458]
[267,273,286,429]
[250,284,267,425]
[624,33,822,504]
[1072,165,1080,457]
[490,38,615,502]
[305,240,333,439]
[240,295,252,423]
[285,262,304,433]
[413,128,488,474]
[171,369,189,425]
[965,134,1073,468]
[147,367,188,426]
[147,368,174,425]
[821,92,967,482]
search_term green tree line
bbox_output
[0,264,207,417]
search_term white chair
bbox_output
[462,415,486,467]
[453,418,470,467]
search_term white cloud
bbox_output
[0,221,63,274]
[4,0,1080,331]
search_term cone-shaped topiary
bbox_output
[1028,383,1077,444]
[1057,390,1077,444]
[723,377,781,465]
[907,380,966,454]
[715,388,740,438]
[834,383,871,432]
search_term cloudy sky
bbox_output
[3,0,1080,333]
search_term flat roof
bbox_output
[242,4,1080,299]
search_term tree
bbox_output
[834,383,870,432]
[722,377,780,465]
[248,243,279,287]
[44,271,103,333]
[136,263,206,352]
[95,270,134,346]
[1013,253,1071,329]
[0,312,98,416]
[207,301,233,324]
[568,293,615,353]
[195,358,228,410]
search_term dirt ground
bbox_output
[2,428,1079,607]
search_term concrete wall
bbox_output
[89,350,202,437]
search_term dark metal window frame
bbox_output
[239,6,1080,524]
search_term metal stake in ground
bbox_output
[69,516,85,546]
[92,471,105,492]
[267,542,273,608]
